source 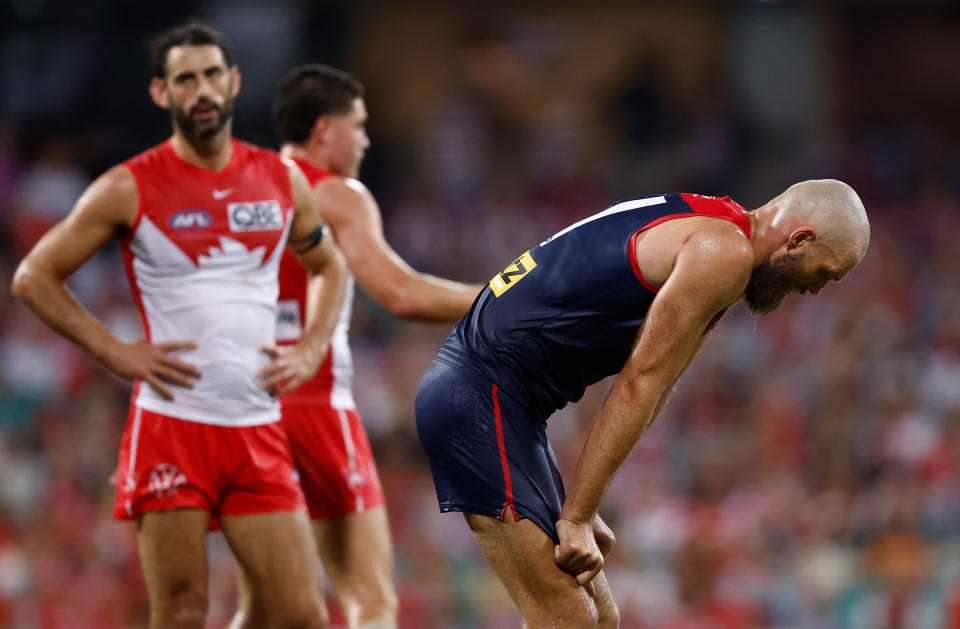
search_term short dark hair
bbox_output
[149,21,234,79]
[273,64,365,145]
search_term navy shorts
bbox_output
[415,356,565,544]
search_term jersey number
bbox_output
[489,251,537,297]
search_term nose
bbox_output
[196,76,216,100]
[197,82,212,99]
[810,281,827,296]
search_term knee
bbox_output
[271,616,327,629]
[529,599,598,629]
[348,583,398,623]
[151,582,208,629]
[228,606,268,629]
[272,596,329,629]
[597,601,620,629]
[559,605,599,629]
[275,619,327,629]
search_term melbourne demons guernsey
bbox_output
[121,139,294,426]
[442,193,751,420]
[275,157,356,410]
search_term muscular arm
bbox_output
[555,229,753,583]
[647,329,711,420]
[314,177,481,322]
[260,163,348,395]
[10,165,200,398]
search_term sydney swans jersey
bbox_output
[275,157,356,409]
[445,193,751,420]
[121,140,294,426]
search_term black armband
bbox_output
[292,221,327,254]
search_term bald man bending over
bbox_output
[415,180,869,627]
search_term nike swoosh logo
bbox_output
[213,188,234,200]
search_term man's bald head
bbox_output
[743,179,869,315]
[775,179,870,270]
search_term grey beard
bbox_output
[744,255,800,315]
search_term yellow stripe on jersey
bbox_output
[489,250,537,297]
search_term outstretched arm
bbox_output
[10,165,201,399]
[314,177,482,322]
[260,162,348,395]
[555,229,754,585]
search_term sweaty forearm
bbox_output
[560,377,668,523]
[11,265,123,365]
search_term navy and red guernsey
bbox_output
[417,192,751,541]
[441,193,750,420]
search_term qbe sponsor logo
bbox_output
[227,200,284,232]
[170,209,212,231]
[148,463,188,498]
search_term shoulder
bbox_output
[91,164,139,203]
[684,221,752,267]
[278,156,317,207]
[313,176,377,219]
[316,176,371,201]
[673,221,754,296]
[280,155,307,182]
[72,164,139,228]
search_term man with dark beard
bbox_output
[415,181,870,628]
[10,22,345,629]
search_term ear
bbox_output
[229,65,242,98]
[786,226,817,252]
[310,115,332,144]
[149,77,170,110]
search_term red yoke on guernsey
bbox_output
[113,139,305,520]
[275,156,384,519]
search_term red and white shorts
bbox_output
[282,404,385,519]
[113,406,306,520]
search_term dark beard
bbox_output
[744,253,801,315]
[171,97,234,140]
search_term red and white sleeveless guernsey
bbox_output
[273,157,383,518]
[122,140,295,426]
[276,157,356,410]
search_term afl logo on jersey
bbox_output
[227,200,284,232]
[169,209,212,231]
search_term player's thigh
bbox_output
[138,509,211,616]
[312,506,394,595]
[221,510,325,621]
[465,512,599,628]
[590,570,620,628]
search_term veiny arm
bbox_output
[10,165,200,399]
[555,227,754,585]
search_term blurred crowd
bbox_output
[2,3,960,628]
